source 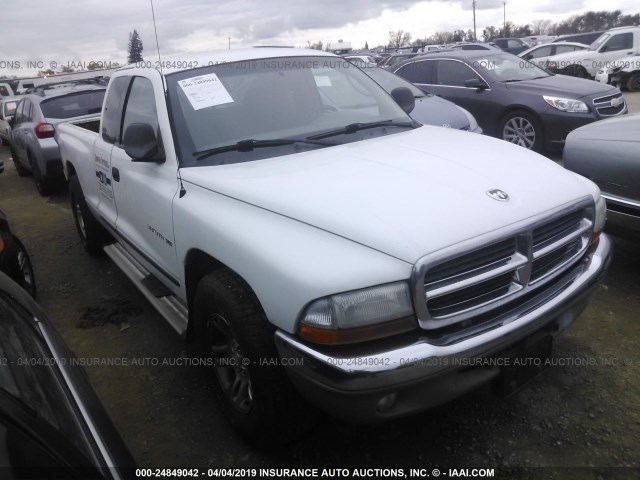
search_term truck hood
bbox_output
[504,74,615,99]
[180,127,598,264]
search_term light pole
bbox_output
[473,0,477,41]
[503,2,506,33]
[228,37,231,50]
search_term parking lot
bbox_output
[0,92,639,478]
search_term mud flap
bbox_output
[492,331,553,398]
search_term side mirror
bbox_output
[123,123,165,162]
[390,86,415,114]
[525,54,533,60]
[464,78,489,92]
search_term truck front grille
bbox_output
[414,199,594,331]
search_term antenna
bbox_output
[150,0,164,82]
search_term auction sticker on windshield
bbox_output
[178,73,234,110]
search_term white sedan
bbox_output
[519,42,589,69]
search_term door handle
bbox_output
[112,167,120,182]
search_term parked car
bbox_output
[594,51,640,91]
[0,96,19,145]
[519,42,590,69]
[380,52,419,69]
[494,38,530,55]
[363,66,481,132]
[343,55,377,67]
[0,270,136,478]
[551,31,605,45]
[393,50,627,151]
[547,26,640,78]
[564,114,640,232]
[9,84,106,195]
[56,48,611,443]
[450,42,500,51]
[0,82,15,99]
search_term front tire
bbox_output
[499,110,543,152]
[69,175,107,256]
[193,269,311,445]
[626,72,640,92]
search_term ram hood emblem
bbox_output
[487,189,509,202]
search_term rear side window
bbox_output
[40,90,105,119]
[435,60,476,87]
[529,46,552,58]
[101,77,131,144]
[396,60,433,84]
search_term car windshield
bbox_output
[40,90,105,119]
[364,67,426,97]
[167,56,412,167]
[590,33,610,50]
[472,54,551,82]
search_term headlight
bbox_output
[592,195,606,244]
[543,96,589,113]
[457,106,479,132]
[298,281,416,345]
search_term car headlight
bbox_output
[298,281,416,345]
[592,195,607,244]
[543,96,589,113]
[457,106,479,132]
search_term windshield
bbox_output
[590,33,609,50]
[364,67,425,97]
[473,54,551,82]
[40,90,105,119]
[167,56,412,167]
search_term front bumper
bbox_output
[275,235,612,423]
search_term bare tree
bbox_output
[307,40,324,50]
[531,19,552,35]
[388,30,412,48]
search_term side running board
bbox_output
[103,243,188,337]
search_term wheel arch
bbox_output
[183,249,268,342]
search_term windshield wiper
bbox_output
[502,79,523,83]
[306,120,415,140]
[194,138,336,161]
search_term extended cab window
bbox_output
[102,76,131,144]
[121,77,160,140]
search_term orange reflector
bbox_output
[299,317,416,346]
[591,229,602,245]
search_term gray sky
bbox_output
[1,0,637,76]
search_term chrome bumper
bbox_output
[275,235,612,423]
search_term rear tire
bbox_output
[193,269,313,446]
[10,147,29,177]
[29,153,51,196]
[69,175,107,256]
[11,236,37,299]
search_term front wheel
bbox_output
[499,110,543,152]
[193,269,312,445]
[626,72,640,92]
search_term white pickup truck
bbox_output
[547,26,640,79]
[56,48,611,443]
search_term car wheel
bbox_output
[626,72,640,92]
[193,269,312,445]
[562,65,589,79]
[29,153,50,196]
[10,147,29,177]
[69,175,107,256]
[500,110,543,151]
[11,236,37,299]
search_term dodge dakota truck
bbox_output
[56,48,611,443]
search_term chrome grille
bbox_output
[593,92,626,117]
[413,199,594,331]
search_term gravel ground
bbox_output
[0,92,639,480]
